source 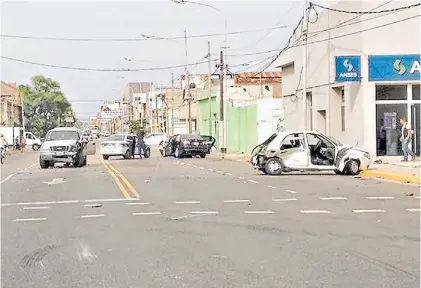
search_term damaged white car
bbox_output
[251,131,371,176]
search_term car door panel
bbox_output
[200,135,216,153]
[279,133,308,168]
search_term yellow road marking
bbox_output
[99,156,131,199]
[105,161,140,199]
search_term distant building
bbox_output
[0,82,22,127]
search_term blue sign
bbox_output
[368,54,421,81]
[335,56,361,82]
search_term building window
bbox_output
[412,85,420,100]
[376,103,406,156]
[375,85,407,101]
[340,89,345,132]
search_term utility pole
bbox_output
[219,50,225,153]
[155,92,159,133]
[171,72,175,136]
[184,29,192,134]
[207,41,212,136]
[327,8,331,136]
[302,0,308,131]
[20,93,25,139]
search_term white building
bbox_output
[276,0,420,158]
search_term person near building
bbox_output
[15,136,20,150]
[20,133,26,152]
[0,134,8,150]
[399,117,416,161]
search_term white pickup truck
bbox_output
[0,127,42,150]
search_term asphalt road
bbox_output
[1,146,420,288]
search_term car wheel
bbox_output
[73,158,80,168]
[144,148,151,159]
[103,155,109,160]
[175,147,183,158]
[346,159,360,175]
[124,149,131,159]
[40,159,48,169]
[32,144,40,151]
[264,158,283,176]
[200,153,206,158]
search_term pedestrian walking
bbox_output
[399,117,416,161]
[20,136,25,152]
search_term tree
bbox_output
[19,75,73,137]
[128,120,143,133]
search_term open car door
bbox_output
[200,135,216,154]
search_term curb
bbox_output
[360,170,420,184]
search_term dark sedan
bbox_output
[159,134,209,158]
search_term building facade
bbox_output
[0,82,22,127]
[120,82,152,130]
[276,0,420,158]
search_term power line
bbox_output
[1,56,217,72]
[254,15,304,74]
[5,14,418,74]
[0,25,294,42]
[292,14,420,48]
[230,12,420,70]
[230,3,299,52]
[223,2,399,58]
[310,2,420,14]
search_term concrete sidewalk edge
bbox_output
[360,169,420,184]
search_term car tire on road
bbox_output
[200,153,206,158]
[124,150,131,160]
[346,159,360,175]
[40,159,49,169]
[264,158,283,176]
[144,148,151,158]
[175,147,183,158]
[32,144,40,151]
[103,155,109,160]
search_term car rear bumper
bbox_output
[182,146,208,154]
[100,147,127,156]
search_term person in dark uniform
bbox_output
[131,134,136,159]
[137,130,146,159]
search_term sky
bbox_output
[0,0,305,121]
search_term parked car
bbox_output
[39,127,88,169]
[100,133,150,160]
[159,134,209,158]
[144,133,168,146]
[251,131,371,176]
[24,131,42,151]
[100,133,133,160]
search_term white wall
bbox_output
[277,0,420,156]
[257,98,285,144]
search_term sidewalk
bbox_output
[360,158,420,184]
[5,149,27,156]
